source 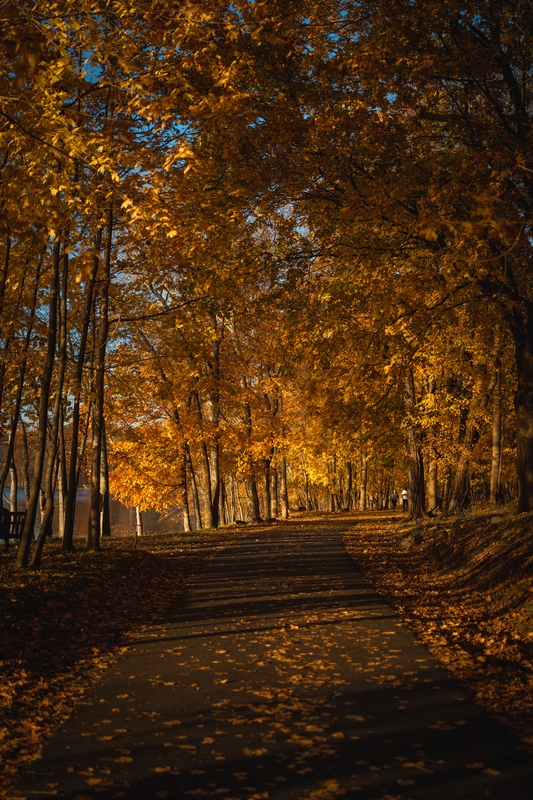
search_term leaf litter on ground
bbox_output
[343,506,533,751]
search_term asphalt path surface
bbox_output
[16,517,533,799]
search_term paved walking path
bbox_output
[17,518,533,799]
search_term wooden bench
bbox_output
[0,508,27,551]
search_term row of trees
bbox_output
[1,1,531,567]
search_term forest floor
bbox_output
[1,507,532,797]
[343,506,533,752]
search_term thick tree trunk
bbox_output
[427,452,438,512]
[16,237,60,568]
[248,475,261,521]
[490,363,503,505]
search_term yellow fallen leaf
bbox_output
[484,768,501,776]
[243,748,268,757]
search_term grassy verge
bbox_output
[343,507,533,750]
[0,526,252,797]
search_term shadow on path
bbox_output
[16,517,533,799]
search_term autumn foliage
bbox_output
[0,1,532,562]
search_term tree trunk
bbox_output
[0,263,41,500]
[32,238,69,567]
[279,457,289,519]
[16,236,61,568]
[490,364,503,505]
[63,232,100,551]
[180,453,191,532]
[359,453,368,511]
[345,461,353,511]
[100,422,111,537]
[234,476,245,522]
[264,457,272,520]
[427,451,438,512]
[404,369,427,519]
[185,445,202,529]
[88,209,112,551]
[9,458,17,512]
[58,409,67,539]
[21,421,31,505]
[135,506,143,537]
[248,475,261,521]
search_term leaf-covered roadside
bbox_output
[0,528,250,798]
[343,509,533,751]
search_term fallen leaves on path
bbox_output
[0,528,250,798]
[343,508,533,750]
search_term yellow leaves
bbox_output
[243,747,268,757]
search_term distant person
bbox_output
[389,490,398,509]
[401,487,408,511]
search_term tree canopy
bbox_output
[1,0,532,565]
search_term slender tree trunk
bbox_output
[9,458,17,512]
[21,421,30,505]
[58,409,67,539]
[180,452,191,532]
[100,422,111,537]
[359,453,368,511]
[135,506,143,537]
[404,369,426,519]
[200,442,214,528]
[32,237,69,567]
[63,231,100,551]
[88,209,112,551]
[235,476,245,521]
[264,457,272,521]
[490,363,503,505]
[0,264,41,500]
[185,446,202,529]
[279,457,289,519]
[345,461,353,511]
[16,236,61,568]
